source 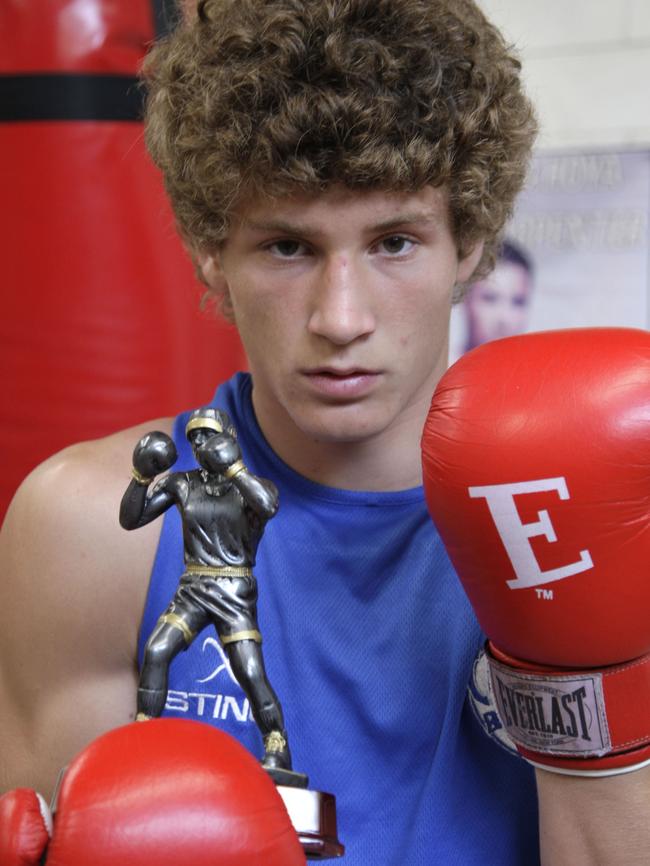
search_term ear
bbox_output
[197,251,229,295]
[195,250,236,324]
[456,240,485,284]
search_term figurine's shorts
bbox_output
[162,571,260,645]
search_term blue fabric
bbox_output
[139,372,539,865]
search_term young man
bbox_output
[1,2,648,863]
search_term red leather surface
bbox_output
[422,328,650,668]
[47,720,305,865]
[0,0,153,73]
[0,788,50,865]
[1,1,246,521]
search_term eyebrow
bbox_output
[370,211,442,232]
[243,219,326,237]
[242,210,442,237]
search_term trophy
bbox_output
[119,407,344,859]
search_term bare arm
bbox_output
[537,767,650,865]
[0,418,172,801]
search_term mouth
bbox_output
[300,366,383,400]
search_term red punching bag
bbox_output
[0,0,246,522]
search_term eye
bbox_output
[376,235,416,255]
[266,239,308,257]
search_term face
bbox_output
[201,186,482,462]
[188,427,214,459]
[464,260,532,350]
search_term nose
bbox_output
[307,255,375,346]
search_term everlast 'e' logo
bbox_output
[489,661,611,756]
[468,477,593,590]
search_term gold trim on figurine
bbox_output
[135,712,152,722]
[224,460,246,480]
[131,468,153,485]
[185,417,224,436]
[161,612,196,644]
[184,564,253,578]
[221,629,263,645]
[264,731,288,753]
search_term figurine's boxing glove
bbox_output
[0,788,51,865]
[422,327,650,776]
[0,719,305,866]
[132,430,177,481]
[198,432,242,475]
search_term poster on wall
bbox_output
[450,149,650,362]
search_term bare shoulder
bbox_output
[0,417,174,796]
[0,416,175,615]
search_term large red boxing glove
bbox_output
[422,327,650,776]
[0,719,305,865]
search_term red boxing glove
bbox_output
[422,327,650,776]
[0,789,51,865]
[0,719,305,865]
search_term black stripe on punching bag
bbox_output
[0,74,144,122]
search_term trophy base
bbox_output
[265,766,309,788]
[278,785,345,860]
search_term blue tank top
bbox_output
[139,373,539,865]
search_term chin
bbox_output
[290,402,396,445]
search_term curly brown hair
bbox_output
[143,0,537,294]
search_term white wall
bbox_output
[480,0,650,150]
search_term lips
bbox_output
[301,366,382,400]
